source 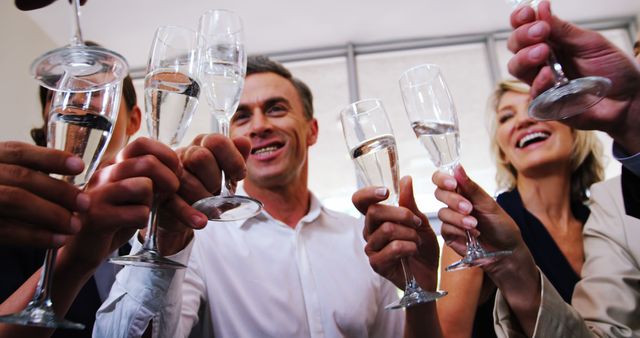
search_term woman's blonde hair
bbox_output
[486,79,605,202]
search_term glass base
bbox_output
[385,288,447,310]
[528,76,611,121]
[192,195,263,221]
[446,249,512,272]
[0,304,84,329]
[109,249,186,269]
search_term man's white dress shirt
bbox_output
[94,193,404,338]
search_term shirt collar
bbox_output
[231,185,324,229]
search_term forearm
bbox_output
[404,303,442,338]
[486,246,541,337]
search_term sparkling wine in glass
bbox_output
[0,1,127,328]
[400,64,512,272]
[507,0,611,120]
[341,98,447,309]
[192,9,263,221]
[109,26,201,269]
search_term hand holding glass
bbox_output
[109,26,201,269]
[340,98,447,309]
[507,0,611,120]
[0,1,127,327]
[192,9,262,221]
[399,64,511,271]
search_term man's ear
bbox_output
[307,118,319,146]
[126,105,142,136]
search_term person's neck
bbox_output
[516,171,577,232]
[244,178,311,229]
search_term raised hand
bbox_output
[352,176,439,291]
[507,0,640,152]
[0,141,88,248]
[432,166,523,261]
[61,137,183,268]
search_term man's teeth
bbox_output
[518,132,549,148]
[254,146,279,155]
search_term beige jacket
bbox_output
[494,176,640,338]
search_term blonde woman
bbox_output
[437,80,604,338]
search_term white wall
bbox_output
[0,2,56,143]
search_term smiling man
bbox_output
[95,55,408,338]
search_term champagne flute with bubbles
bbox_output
[110,25,201,269]
[0,0,128,329]
[192,9,263,221]
[399,64,512,271]
[340,98,447,309]
[506,0,611,120]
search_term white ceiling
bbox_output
[21,0,640,71]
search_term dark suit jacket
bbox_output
[622,166,640,219]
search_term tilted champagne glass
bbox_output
[399,64,512,271]
[192,9,263,221]
[109,26,201,269]
[340,98,447,309]
[506,0,611,120]
[0,0,128,329]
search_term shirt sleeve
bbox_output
[493,269,596,338]
[93,235,195,338]
[612,143,640,177]
[571,179,640,337]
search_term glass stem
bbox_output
[400,258,419,292]
[29,249,57,310]
[216,115,234,197]
[70,0,84,46]
[547,49,569,86]
[465,230,482,252]
[142,197,160,252]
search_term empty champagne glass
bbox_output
[340,98,447,309]
[507,0,611,120]
[399,64,512,271]
[109,26,201,269]
[0,1,128,328]
[192,9,263,221]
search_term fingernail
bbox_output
[76,193,90,211]
[528,22,545,38]
[530,45,545,60]
[52,234,68,247]
[463,216,478,228]
[191,214,208,228]
[459,201,472,213]
[444,178,457,190]
[413,215,423,228]
[70,215,82,233]
[65,156,84,172]
[375,187,388,198]
[445,239,453,246]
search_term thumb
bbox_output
[398,176,429,225]
[453,166,493,207]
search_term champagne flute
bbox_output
[109,26,201,269]
[340,98,447,309]
[192,9,263,221]
[399,64,512,271]
[507,0,611,120]
[0,1,128,329]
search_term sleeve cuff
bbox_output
[115,232,195,309]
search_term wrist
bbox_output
[156,227,193,256]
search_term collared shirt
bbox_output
[94,192,404,338]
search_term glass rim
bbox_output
[399,63,442,87]
[199,9,244,35]
[341,98,385,117]
[31,44,129,92]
